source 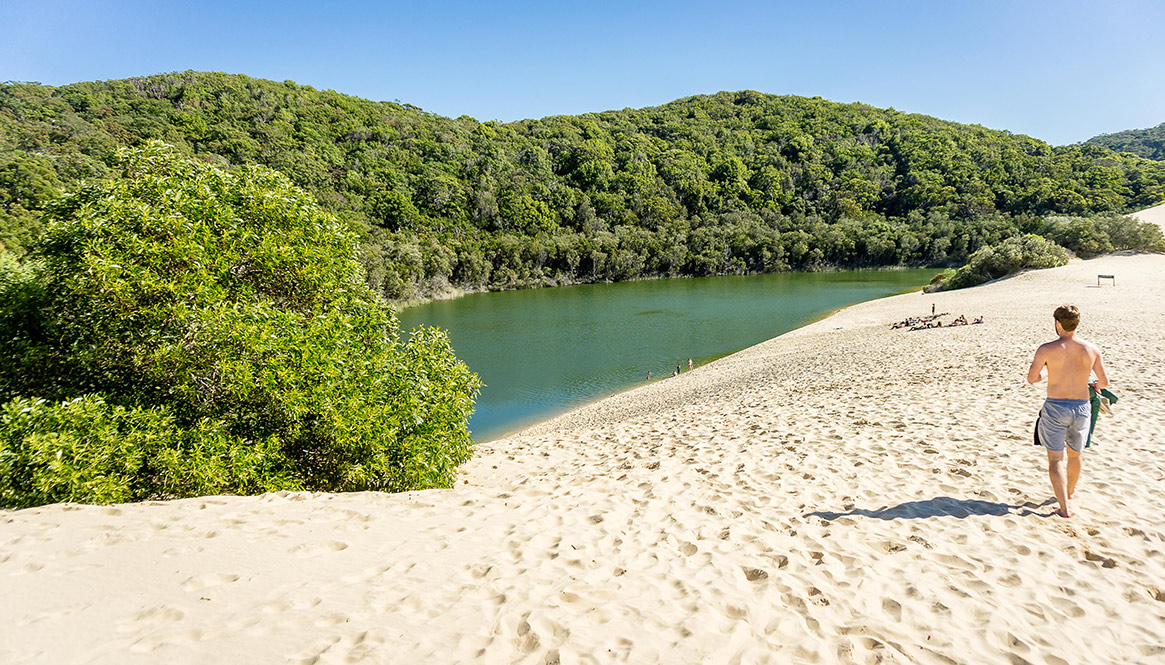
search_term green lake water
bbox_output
[398,269,935,441]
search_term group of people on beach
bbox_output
[890,312,947,329]
[890,312,984,331]
[947,314,984,327]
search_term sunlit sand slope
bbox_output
[3,251,1163,664]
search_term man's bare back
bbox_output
[1027,335,1107,399]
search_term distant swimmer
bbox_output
[646,370,651,380]
[676,363,682,375]
[1027,305,1109,518]
[688,358,693,370]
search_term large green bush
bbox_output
[1039,214,1165,258]
[0,143,480,507]
[940,234,1069,290]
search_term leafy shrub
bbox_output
[1040,214,1165,258]
[0,396,288,509]
[0,142,480,507]
[942,234,1069,290]
[922,268,956,293]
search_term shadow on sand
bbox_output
[806,496,1056,521]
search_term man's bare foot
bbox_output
[1055,507,1071,518]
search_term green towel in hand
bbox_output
[1086,386,1119,448]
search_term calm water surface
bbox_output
[399,270,933,441]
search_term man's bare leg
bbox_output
[1067,448,1083,500]
[1047,448,1070,517]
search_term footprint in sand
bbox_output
[313,612,350,627]
[162,541,207,558]
[180,573,240,592]
[1051,596,1086,618]
[289,541,349,558]
[1082,550,1118,568]
[118,605,185,632]
[880,541,907,554]
[17,602,90,627]
[743,567,769,582]
[907,535,933,550]
[129,635,168,654]
[881,598,902,621]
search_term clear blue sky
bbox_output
[3,0,1163,145]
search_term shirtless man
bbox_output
[1026,305,1109,518]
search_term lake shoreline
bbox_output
[474,277,934,444]
[400,268,936,442]
[393,262,945,310]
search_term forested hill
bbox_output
[3,71,1164,300]
[1086,122,1165,161]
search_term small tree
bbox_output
[0,143,480,507]
[942,234,1068,290]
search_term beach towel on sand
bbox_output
[1033,387,1118,449]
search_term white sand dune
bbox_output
[1132,201,1165,233]
[3,251,1164,664]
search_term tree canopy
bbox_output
[1086,122,1165,161]
[2,72,1164,301]
[0,143,480,508]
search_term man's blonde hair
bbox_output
[1054,304,1080,332]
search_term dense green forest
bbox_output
[3,71,1164,301]
[1086,122,1165,162]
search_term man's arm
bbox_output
[1091,347,1109,390]
[1027,346,1048,384]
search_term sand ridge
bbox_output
[1132,201,1165,233]
[3,253,1164,664]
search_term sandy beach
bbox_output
[3,249,1163,663]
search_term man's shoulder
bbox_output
[1036,339,1062,353]
[1064,336,1102,357]
[1079,337,1102,355]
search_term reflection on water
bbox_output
[398,269,934,441]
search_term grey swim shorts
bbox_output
[1037,398,1091,453]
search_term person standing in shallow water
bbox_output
[1027,305,1109,518]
